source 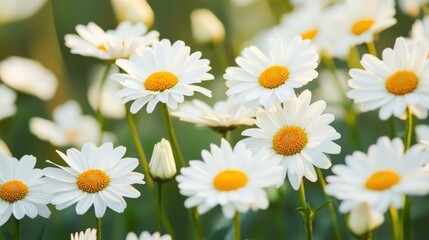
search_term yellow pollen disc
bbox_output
[213,170,248,191]
[365,170,400,191]
[97,44,107,51]
[0,180,29,203]
[385,71,418,95]
[66,130,81,140]
[144,71,178,92]
[301,28,318,40]
[258,66,289,89]
[351,19,375,35]
[272,126,308,156]
[77,169,110,193]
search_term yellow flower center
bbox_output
[65,130,81,140]
[385,71,418,95]
[0,180,29,203]
[97,44,107,52]
[144,71,178,92]
[365,170,400,191]
[77,169,110,193]
[351,19,375,35]
[258,66,289,89]
[213,170,248,191]
[273,126,308,156]
[301,28,318,40]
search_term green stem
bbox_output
[222,130,230,141]
[389,117,396,138]
[97,218,102,240]
[401,108,413,240]
[389,207,401,240]
[316,168,342,240]
[191,208,203,240]
[161,104,186,168]
[96,64,112,144]
[125,108,154,191]
[347,45,362,69]
[15,219,21,240]
[404,108,413,151]
[157,183,163,233]
[234,211,240,240]
[298,182,313,240]
[423,4,429,16]
[366,41,377,57]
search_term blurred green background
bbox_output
[1,0,429,239]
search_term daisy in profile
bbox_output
[224,36,318,109]
[0,84,16,121]
[71,228,96,240]
[240,90,341,190]
[177,139,283,218]
[171,97,255,133]
[326,137,429,213]
[43,142,145,218]
[0,56,58,100]
[348,37,429,120]
[416,124,429,147]
[0,153,51,226]
[126,231,172,240]
[0,0,47,23]
[112,39,214,113]
[398,0,429,17]
[65,21,159,60]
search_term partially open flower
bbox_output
[149,139,177,181]
[190,9,225,45]
[111,0,154,27]
[348,203,384,236]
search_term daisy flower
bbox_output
[112,39,214,113]
[43,142,145,218]
[416,124,429,147]
[348,37,429,120]
[347,202,384,236]
[326,137,429,213]
[65,21,159,60]
[224,36,318,109]
[0,0,47,23]
[0,84,17,121]
[126,231,172,240]
[240,90,341,190]
[0,153,51,226]
[110,0,154,27]
[0,56,58,100]
[71,228,96,240]
[171,98,255,132]
[29,100,100,147]
[398,0,429,17]
[177,139,283,218]
[410,16,429,52]
[190,9,225,45]
[0,139,11,156]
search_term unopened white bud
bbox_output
[149,139,177,181]
[190,9,225,45]
[111,0,154,27]
[348,202,384,236]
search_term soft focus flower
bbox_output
[65,21,159,60]
[416,124,429,147]
[71,228,96,240]
[225,37,319,109]
[44,142,145,218]
[171,98,255,132]
[326,137,429,213]
[110,0,154,27]
[240,90,341,190]
[177,139,283,218]
[0,139,11,156]
[112,39,214,113]
[0,0,47,24]
[87,64,126,119]
[30,100,100,147]
[190,9,225,45]
[410,16,429,51]
[399,0,429,17]
[0,56,58,100]
[348,203,384,236]
[126,231,172,240]
[0,153,51,226]
[0,84,16,121]
[348,37,429,120]
[149,139,176,181]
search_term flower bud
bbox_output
[110,0,154,27]
[149,139,177,181]
[348,202,384,236]
[190,9,225,45]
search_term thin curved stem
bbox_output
[234,211,241,240]
[191,208,203,240]
[15,219,21,240]
[97,218,102,240]
[366,41,377,57]
[161,104,186,168]
[404,108,413,151]
[157,183,163,233]
[389,207,401,240]
[298,182,313,240]
[96,64,112,144]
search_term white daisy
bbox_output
[326,137,429,213]
[347,37,429,120]
[224,36,319,109]
[171,98,255,132]
[0,153,51,226]
[416,124,429,147]
[0,84,17,121]
[112,39,214,113]
[240,90,341,190]
[410,16,429,52]
[125,231,172,240]
[398,0,429,17]
[190,9,225,45]
[110,0,154,27]
[43,142,145,218]
[0,139,11,156]
[177,139,283,218]
[65,21,159,60]
[0,56,58,100]
[29,100,100,147]
[71,228,96,240]
[0,0,47,23]
[347,202,384,236]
